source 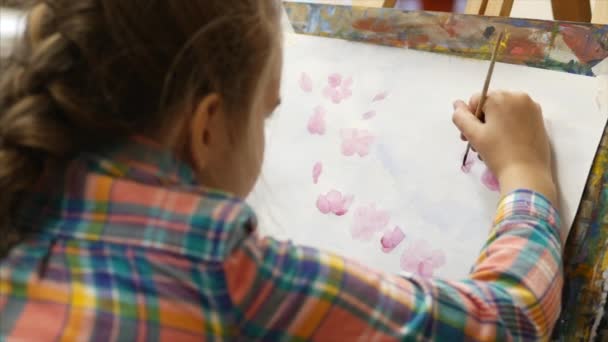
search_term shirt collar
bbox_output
[87,136,199,188]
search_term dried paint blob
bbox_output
[307,106,326,135]
[380,226,406,253]
[351,204,390,240]
[372,91,389,102]
[323,73,353,104]
[299,72,313,93]
[400,240,446,278]
[341,129,375,157]
[312,162,323,184]
[316,190,354,216]
[481,167,500,192]
[362,110,377,120]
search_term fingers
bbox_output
[452,100,483,145]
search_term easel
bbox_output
[375,0,608,24]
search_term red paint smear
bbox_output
[560,25,608,64]
[353,18,394,33]
[507,38,545,63]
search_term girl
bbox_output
[0,0,561,341]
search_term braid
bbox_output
[0,3,86,255]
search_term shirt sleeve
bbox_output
[224,190,562,341]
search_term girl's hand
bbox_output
[452,91,557,204]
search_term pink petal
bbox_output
[331,90,343,104]
[316,195,331,214]
[312,162,323,184]
[340,88,353,99]
[299,73,313,93]
[430,251,446,267]
[341,140,357,156]
[307,110,326,135]
[418,260,435,278]
[372,91,389,102]
[381,226,406,253]
[326,189,342,203]
[328,73,342,88]
[461,151,476,173]
[342,195,354,209]
[481,168,500,192]
[363,110,377,120]
[342,76,353,88]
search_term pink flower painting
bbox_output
[299,72,313,93]
[323,73,353,104]
[316,190,354,216]
[307,106,326,135]
[341,129,375,157]
[351,204,390,240]
[380,226,406,253]
[400,240,446,278]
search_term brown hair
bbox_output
[0,0,281,255]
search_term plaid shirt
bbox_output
[0,139,563,341]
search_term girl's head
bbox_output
[0,0,282,250]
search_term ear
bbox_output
[189,93,223,171]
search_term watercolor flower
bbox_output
[400,240,446,278]
[380,226,406,253]
[312,162,323,184]
[307,106,326,135]
[323,73,353,104]
[481,167,500,192]
[351,204,390,240]
[316,190,354,216]
[299,72,313,93]
[341,129,375,157]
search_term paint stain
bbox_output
[299,72,313,93]
[372,91,389,102]
[560,25,608,64]
[400,240,446,277]
[316,190,354,216]
[483,26,496,39]
[353,18,394,34]
[362,110,377,120]
[481,167,500,192]
[380,226,406,253]
[307,106,326,135]
[351,203,390,240]
[312,162,323,184]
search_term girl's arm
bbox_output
[224,189,561,340]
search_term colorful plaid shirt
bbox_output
[0,140,563,341]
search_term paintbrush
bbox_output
[461,30,505,168]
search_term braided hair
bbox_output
[0,0,281,255]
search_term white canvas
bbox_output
[248,32,608,279]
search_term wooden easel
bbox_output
[379,0,607,24]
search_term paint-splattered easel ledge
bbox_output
[284,2,608,77]
[283,2,608,340]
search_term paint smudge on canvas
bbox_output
[373,91,389,102]
[400,240,446,277]
[351,203,390,240]
[381,226,406,253]
[341,128,375,157]
[307,106,326,135]
[312,162,323,184]
[299,72,313,93]
[363,110,377,120]
[317,190,354,216]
